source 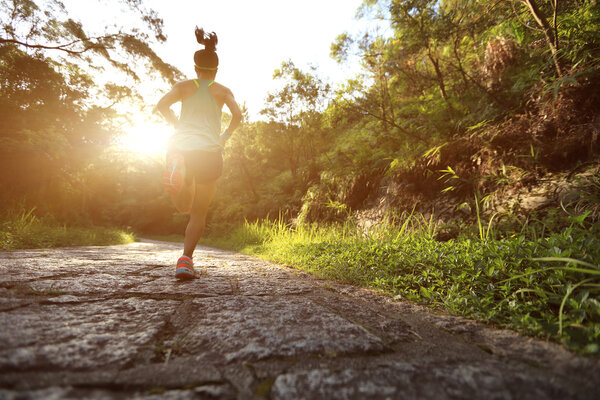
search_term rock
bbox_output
[130,276,234,297]
[520,195,552,210]
[115,358,222,388]
[271,362,417,400]
[0,299,178,371]
[176,296,389,363]
[0,387,72,400]
[271,360,579,400]
[27,274,153,296]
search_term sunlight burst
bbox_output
[119,121,170,156]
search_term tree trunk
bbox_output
[522,0,562,76]
[378,65,389,133]
[427,50,455,117]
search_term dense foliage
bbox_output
[209,0,600,226]
[0,0,179,223]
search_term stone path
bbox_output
[0,241,599,399]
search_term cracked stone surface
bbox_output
[179,296,388,363]
[1,241,599,399]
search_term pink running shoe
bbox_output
[175,255,200,280]
[162,153,185,195]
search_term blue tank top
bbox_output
[168,79,222,152]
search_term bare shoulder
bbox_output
[211,82,234,97]
[173,79,194,89]
[176,79,200,97]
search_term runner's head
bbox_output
[194,27,218,79]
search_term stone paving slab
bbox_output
[180,296,389,363]
[270,359,572,400]
[0,298,179,371]
[1,241,599,399]
[28,274,154,296]
[130,276,235,297]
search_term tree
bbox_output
[261,61,330,180]
[0,0,180,88]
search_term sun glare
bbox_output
[119,121,170,156]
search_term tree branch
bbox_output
[448,41,510,110]
[0,34,119,55]
[340,99,430,145]
[511,1,544,33]
[552,0,559,49]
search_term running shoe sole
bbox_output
[175,256,199,280]
[175,266,200,280]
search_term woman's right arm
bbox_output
[155,83,183,126]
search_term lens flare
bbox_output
[119,122,170,155]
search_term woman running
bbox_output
[155,27,242,279]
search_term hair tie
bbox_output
[195,64,218,71]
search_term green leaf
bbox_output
[531,257,600,270]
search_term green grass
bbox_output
[200,217,600,355]
[1,208,135,250]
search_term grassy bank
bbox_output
[1,208,135,250]
[201,216,600,355]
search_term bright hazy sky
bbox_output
[144,0,373,118]
[66,0,378,119]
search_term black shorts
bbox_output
[169,150,223,185]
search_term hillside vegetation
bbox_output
[208,1,600,231]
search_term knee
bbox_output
[176,202,192,214]
[189,212,206,225]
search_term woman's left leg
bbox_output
[183,180,217,258]
[171,181,194,214]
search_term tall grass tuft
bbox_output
[1,207,135,250]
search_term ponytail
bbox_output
[195,27,218,51]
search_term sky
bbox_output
[65,0,378,119]
[143,0,373,118]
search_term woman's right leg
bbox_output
[183,180,217,258]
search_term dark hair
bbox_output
[194,27,219,70]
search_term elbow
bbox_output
[235,107,243,123]
[156,99,168,114]
[231,111,242,127]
